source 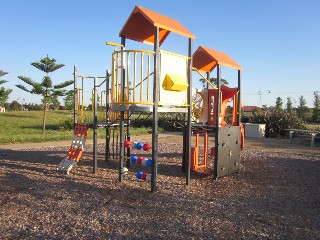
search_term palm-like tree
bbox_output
[16,55,73,134]
[0,70,13,105]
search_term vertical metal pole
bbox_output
[119,36,126,182]
[151,27,160,193]
[112,128,115,158]
[126,113,131,168]
[81,77,84,123]
[101,91,103,111]
[205,71,212,146]
[105,70,110,161]
[73,65,78,127]
[237,70,241,125]
[116,130,119,157]
[214,65,221,180]
[182,126,186,172]
[186,38,193,185]
[93,77,98,174]
[106,127,110,161]
[106,71,110,118]
[126,54,131,169]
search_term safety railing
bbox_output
[111,50,155,106]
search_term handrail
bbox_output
[134,72,154,88]
[113,49,155,55]
[106,41,124,48]
[192,67,217,90]
[96,73,112,88]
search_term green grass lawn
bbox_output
[0,110,74,144]
[0,110,153,144]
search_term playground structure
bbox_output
[58,5,243,192]
[189,46,243,178]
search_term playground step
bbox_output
[56,124,89,175]
[57,158,77,175]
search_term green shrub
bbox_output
[130,112,184,132]
[250,109,304,138]
[58,118,74,130]
[267,110,303,138]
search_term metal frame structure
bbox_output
[73,66,117,174]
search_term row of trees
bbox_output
[274,92,320,123]
[3,92,74,111]
[240,93,320,138]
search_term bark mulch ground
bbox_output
[0,135,319,239]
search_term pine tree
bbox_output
[296,95,310,121]
[313,91,320,123]
[286,97,293,113]
[16,55,73,134]
[0,70,13,106]
[275,97,283,110]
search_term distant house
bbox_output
[242,106,257,116]
[0,107,5,113]
[22,105,29,111]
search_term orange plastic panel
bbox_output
[190,130,208,170]
[66,146,83,162]
[119,5,195,45]
[193,46,243,72]
[240,124,245,150]
[74,124,88,137]
[207,86,239,126]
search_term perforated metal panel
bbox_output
[57,124,88,175]
[57,158,77,175]
[215,126,241,178]
[71,136,87,149]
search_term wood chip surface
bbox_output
[1,138,320,239]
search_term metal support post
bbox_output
[93,77,98,174]
[126,112,131,168]
[151,27,160,193]
[186,37,193,185]
[181,126,187,172]
[119,36,126,182]
[214,65,221,180]
[237,70,241,125]
[105,70,110,161]
[311,133,316,148]
[73,65,78,127]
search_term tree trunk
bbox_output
[42,101,47,135]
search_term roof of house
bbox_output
[119,5,195,45]
[242,106,257,111]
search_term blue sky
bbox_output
[1,0,319,107]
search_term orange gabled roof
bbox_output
[119,5,195,45]
[193,46,243,72]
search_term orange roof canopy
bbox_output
[193,46,243,72]
[119,5,195,45]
